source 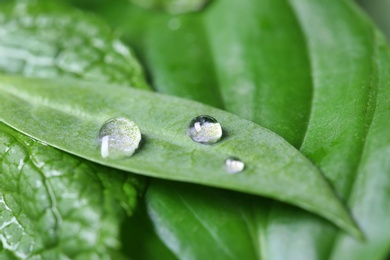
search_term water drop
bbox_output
[98,117,141,159]
[225,157,245,174]
[187,115,222,144]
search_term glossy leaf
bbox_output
[0,74,359,237]
[264,1,384,259]
[0,245,16,260]
[143,0,390,258]
[145,14,224,109]
[329,31,390,260]
[0,0,148,89]
[146,180,270,260]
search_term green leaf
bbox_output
[0,122,143,258]
[129,0,210,14]
[0,0,148,89]
[145,14,224,109]
[93,0,315,257]
[120,197,178,260]
[0,1,148,258]
[264,1,388,259]
[0,74,359,237]
[97,0,313,148]
[146,180,270,260]
[0,245,17,260]
[93,0,390,258]
[329,30,390,260]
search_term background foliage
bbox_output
[0,0,390,259]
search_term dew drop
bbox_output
[225,157,245,174]
[187,115,222,144]
[98,117,141,159]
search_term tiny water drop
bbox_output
[98,117,141,159]
[187,115,222,144]
[225,157,245,174]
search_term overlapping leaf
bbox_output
[0,0,148,89]
[94,0,390,259]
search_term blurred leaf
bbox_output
[357,0,390,43]
[130,0,210,14]
[146,180,271,260]
[330,30,390,260]
[0,73,359,237]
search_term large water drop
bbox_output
[187,115,222,144]
[98,117,141,159]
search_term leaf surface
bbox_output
[120,198,178,260]
[329,30,390,260]
[116,0,312,148]
[0,74,359,237]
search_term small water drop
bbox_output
[225,157,245,174]
[187,115,222,144]
[98,117,141,159]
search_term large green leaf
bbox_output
[93,0,390,258]
[0,74,360,237]
[264,1,384,259]
[0,1,148,258]
[146,180,271,260]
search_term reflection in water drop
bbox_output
[187,115,222,144]
[225,157,245,174]
[98,117,141,159]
